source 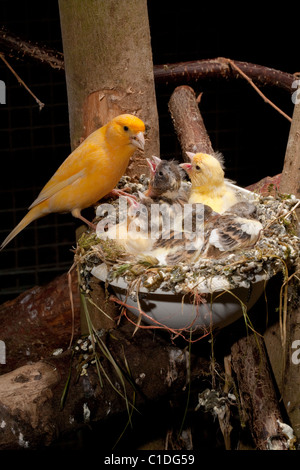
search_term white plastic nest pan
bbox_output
[91,262,265,331]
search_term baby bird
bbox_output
[96,196,154,255]
[201,201,263,259]
[144,156,188,206]
[97,157,188,259]
[155,201,263,265]
[142,156,190,234]
[180,151,238,213]
[1,114,145,250]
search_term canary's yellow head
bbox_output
[180,152,224,189]
[105,114,145,151]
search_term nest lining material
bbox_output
[76,175,300,297]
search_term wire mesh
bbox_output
[0,1,296,303]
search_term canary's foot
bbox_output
[78,215,97,230]
[110,188,137,201]
[71,209,96,230]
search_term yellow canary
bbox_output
[1,114,145,250]
[180,151,238,213]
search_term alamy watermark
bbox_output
[95,197,206,251]
[0,341,5,364]
[291,80,300,104]
[0,80,5,104]
[291,340,300,365]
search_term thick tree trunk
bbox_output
[58,0,159,178]
[264,99,300,441]
[280,260,300,441]
[58,0,160,335]
[280,100,300,199]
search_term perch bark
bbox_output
[231,335,290,450]
[0,29,295,94]
[168,86,214,157]
[263,99,300,442]
[277,100,300,439]
[0,269,80,375]
[0,324,210,450]
[280,100,300,199]
[58,0,159,179]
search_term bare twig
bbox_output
[0,53,45,110]
[0,26,64,71]
[223,58,292,122]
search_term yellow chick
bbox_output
[1,114,145,250]
[180,151,238,213]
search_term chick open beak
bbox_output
[146,155,161,175]
[186,151,196,161]
[179,162,192,172]
[131,131,145,150]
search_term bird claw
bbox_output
[110,188,137,201]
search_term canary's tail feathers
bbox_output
[0,204,48,251]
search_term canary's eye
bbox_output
[123,125,129,132]
[195,165,201,171]
[158,171,164,176]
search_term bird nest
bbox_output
[75,175,300,299]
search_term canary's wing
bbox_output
[204,215,262,257]
[28,134,105,209]
[29,169,86,209]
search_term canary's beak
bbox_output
[179,162,192,173]
[131,132,145,150]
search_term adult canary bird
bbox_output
[180,151,238,213]
[1,114,145,250]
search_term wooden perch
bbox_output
[0,323,210,450]
[231,335,292,450]
[168,85,289,449]
[0,27,296,93]
[0,269,81,375]
[0,266,212,449]
[155,58,296,93]
[168,85,214,157]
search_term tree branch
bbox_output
[0,28,296,93]
[0,324,211,450]
[155,57,296,92]
[0,27,64,71]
